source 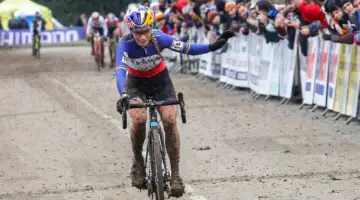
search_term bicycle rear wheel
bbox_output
[96,57,101,71]
[109,41,116,68]
[150,128,165,200]
[36,47,40,59]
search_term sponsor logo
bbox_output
[0,27,85,46]
[122,52,162,71]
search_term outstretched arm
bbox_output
[156,29,235,55]
[115,39,128,95]
[156,29,210,55]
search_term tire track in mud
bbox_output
[1,169,359,198]
[187,169,360,185]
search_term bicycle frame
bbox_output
[35,35,40,50]
[93,32,102,58]
[121,93,186,199]
[109,35,117,67]
[145,99,171,189]
[33,35,41,59]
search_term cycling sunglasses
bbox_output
[132,27,152,35]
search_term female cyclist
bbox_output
[115,5,235,197]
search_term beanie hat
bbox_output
[225,1,236,12]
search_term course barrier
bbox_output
[0,27,85,47]
[166,28,360,125]
[1,25,359,124]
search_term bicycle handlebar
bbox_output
[121,92,186,129]
[128,100,180,109]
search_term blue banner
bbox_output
[0,27,85,47]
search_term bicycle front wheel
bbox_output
[150,128,165,200]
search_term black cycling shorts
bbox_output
[93,27,104,36]
[125,68,176,102]
[108,27,117,38]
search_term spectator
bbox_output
[76,13,87,27]
[151,0,161,13]
[8,13,20,30]
[121,0,360,55]
[295,0,329,28]
[18,14,29,29]
[142,0,150,7]
[119,11,126,21]
[155,11,176,35]
[209,11,222,37]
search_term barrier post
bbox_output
[321,108,329,116]
[334,113,342,120]
[345,117,354,124]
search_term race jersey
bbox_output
[30,19,45,35]
[105,17,121,28]
[86,16,108,37]
[115,29,211,95]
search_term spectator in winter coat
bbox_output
[155,11,176,35]
[18,15,29,29]
[343,0,360,44]
[322,0,353,44]
[209,11,223,37]
[295,0,329,28]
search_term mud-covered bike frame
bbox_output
[108,34,117,68]
[33,35,41,59]
[93,31,104,71]
[121,93,186,200]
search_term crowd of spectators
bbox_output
[7,14,29,30]
[136,0,360,56]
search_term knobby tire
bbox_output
[150,128,165,200]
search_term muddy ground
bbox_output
[0,46,360,200]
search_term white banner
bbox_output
[313,40,331,107]
[279,35,298,99]
[220,36,249,87]
[220,41,232,84]
[197,31,213,77]
[268,42,281,96]
[248,35,262,92]
[211,50,222,79]
[301,36,320,105]
[257,39,273,95]
[199,38,213,77]
[234,36,250,88]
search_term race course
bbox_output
[1,46,360,200]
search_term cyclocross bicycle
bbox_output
[33,35,41,59]
[108,35,117,68]
[93,31,105,71]
[121,93,186,200]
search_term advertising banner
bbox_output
[327,43,340,110]
[301,36,319,105]
[279,35,298,99]
[0,27,85,46]
[314,40,330,107]
[345,46,360,117]
[333,44,352,114]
